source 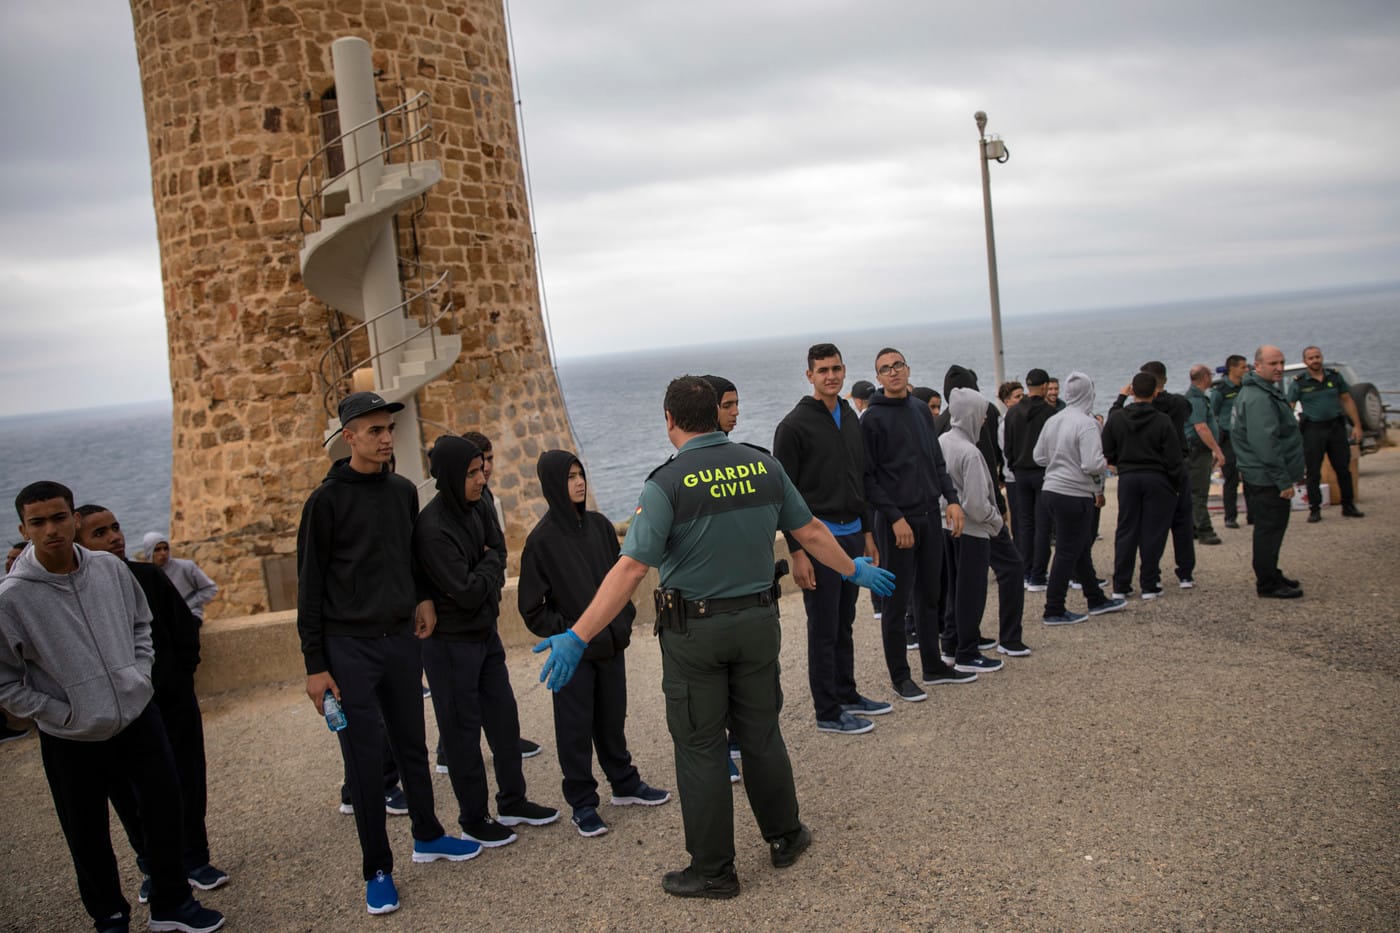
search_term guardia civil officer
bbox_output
[1286,346,1365,522]
[1210,355,1248,528]
[533,376,895,900]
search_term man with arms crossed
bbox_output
[773,344,892,735]
[533,376,894,899]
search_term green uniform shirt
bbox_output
[621,433,813,600]
[1286,368,1349,422]
[1184,385,1219,445]
[1232,373,1305,490]
[1209,378,1242,434]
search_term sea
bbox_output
[4,283,1397,541]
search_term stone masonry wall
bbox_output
[129,0,580,617]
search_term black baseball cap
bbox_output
[850,380,876,400]
[337,391,404,426]
[1025,368,1050,387]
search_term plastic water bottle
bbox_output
[323,690,347,732]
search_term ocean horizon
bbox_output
[4,282,1397,539]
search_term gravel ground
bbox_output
[3,452,1398,932]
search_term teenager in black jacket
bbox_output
[1001,368,1057,587]
[518,450,670,837]
[415,436,559,849]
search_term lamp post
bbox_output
[975,111,1009,389]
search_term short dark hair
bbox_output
[1140,361,1167,388]
[461,431,492,453]
[1131,372,1158,399]
[807,343,842,370]
[15,481,75,521]
[997,380,1023,402]
[875,347,903,364]
[75,504,110,519]
[664,376,720,433]
[1225,354,1246,370]
[1302,345,1321,358]
[910,386,935,403]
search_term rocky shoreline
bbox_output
[3,451,1397,931]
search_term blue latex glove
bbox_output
[843,556,896,597]
[534,630,587,692]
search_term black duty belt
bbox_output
[683,590,774,619]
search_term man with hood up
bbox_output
[519,450,671,838]
[940,389,1029,666]
[1101,372,1183,600]
[414,436,560,851]
[1032,373,1128,624]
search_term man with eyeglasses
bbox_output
[861,349,975,702]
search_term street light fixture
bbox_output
[975,111,1010,389]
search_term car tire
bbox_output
[1350,382,1386,443]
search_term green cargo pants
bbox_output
[659,604,801,877]
[1188,444,1216,535]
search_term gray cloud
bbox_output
[0,0,1396,412]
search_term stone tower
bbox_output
[129,1,580,618]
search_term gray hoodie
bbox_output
[0,544,155,741]
[1033,371,1107,499]
[939,388,1004,539]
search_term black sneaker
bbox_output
[1342,504,1365,518]
[921,668,977,685]
[148,896,224,933]
[996,641,1032,657]
[383,786,408,815]
[572,806,608,837]
[893,679,927,702]
[497,800,560,826]
[661,866,740,900]
[461,818,517,848]
[953,655,1003,673]
[97,912,128,933]
[185,864,229,891]
[1258,585,1303,599]
[976,636,998,652]
[520,738,543,759]
[1274,572,1301,589]
[1307,509,1321,523]
[1141,586,1164,600]
[1223,518,1239,529]
[1197,533,1222,545]
[770,823,812,868]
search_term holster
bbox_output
[653,587,685,635]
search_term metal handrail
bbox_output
[297,90,436,238]
[319,268,455,417]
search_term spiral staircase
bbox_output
[296,37,460,490]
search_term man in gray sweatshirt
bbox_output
[939,389,1029,666]
[0,481,224,933]
[1033,374,1128,625]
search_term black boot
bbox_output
[1341,503,1365,518]
[1307,508,1321,523]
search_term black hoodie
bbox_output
[1101,402,1183,482]
[1002,393,1055,474]
[297,457,425,675]
[414,436,507,641]
[126,560,201,694]
[518,450,635,659]
[862,391,960,522]
[934,365,1006,514]
[772,395,871,553]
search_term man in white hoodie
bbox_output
[940,389,1030,665]
[0,481,224,933]
[1032,374,1128,625]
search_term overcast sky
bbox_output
[1,0,1397,415]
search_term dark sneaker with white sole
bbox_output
[1088,597,1128,616]
[661,866,740,900]
[461,818,517,848]
[520,738,542,759]
[816,711,874,734]
[572,806,608,837]
[996,641,1032,657]
[1043,611,1088,625]
[185,864,228,891]
[148,896,225,933]
[920,668,977,685]
[894,678,928,701]
[497,800,562,825]
[976,636,998,652]
[953,654,1003,673]
[840,695,893,716]
[611,783,671,806]
[770,823,812,868]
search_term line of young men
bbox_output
[296,392,670,916]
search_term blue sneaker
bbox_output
[1088,596,1128,616]
[816,711,874,734]
[611,782,672,806]
[148,896,225,932]
[953,654,1004,673]
[366,871,399,915]
[383,786,409,816]
[728,759,741,783]
[412,834,482,863]
[841,695,893,716]
[572,806,609,837]
[1043,611,1088,625]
